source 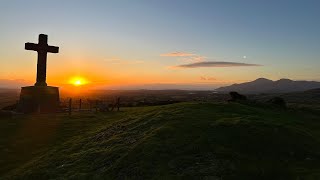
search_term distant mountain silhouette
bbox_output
[215,78,320,94]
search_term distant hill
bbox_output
[215,78,320,94]
[0,79,30,89]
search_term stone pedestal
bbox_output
[18,86,60,113]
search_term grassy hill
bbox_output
[250,88,320,111]
[1,102,320,179]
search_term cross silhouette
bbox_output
[25,34,59,86]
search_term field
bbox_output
[1,102,320,179]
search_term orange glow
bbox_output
[69,76,89,86]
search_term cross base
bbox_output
[35,81,47,86]
[17,86,60,113]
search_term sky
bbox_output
[0,0,320,90]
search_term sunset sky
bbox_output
[1,0,320,90]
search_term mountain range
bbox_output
[215,78,320,94]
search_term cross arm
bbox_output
[25,43,39,51]
[25,43,59,53]
[47,45,59,53]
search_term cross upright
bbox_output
[25,34,59,86]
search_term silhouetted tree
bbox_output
[228,91,247,102]
[268,97,286,108]
[1,103,17,111]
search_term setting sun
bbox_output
[69,77,88,86]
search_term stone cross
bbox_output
[25,34,59,86]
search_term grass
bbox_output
[1,102,320,179]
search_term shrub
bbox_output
[229,91,247,102]
[268,97,286,108]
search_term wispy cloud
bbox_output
[161,52,195,57]
[200,76,206,80]
[200,76,216,81]
[171,61,262,69]
[162,52,261,69]
[181,55,206,62]
[161,51,206,63]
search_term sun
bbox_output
[69,77,88,86]
[74,80,82,86]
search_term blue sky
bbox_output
[0,0,320,89]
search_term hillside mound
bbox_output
[1,103,320,179]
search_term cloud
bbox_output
[161,51,206,63]
[181,55,206,63]
[191,56,206,62]
[200,76,216,81]
[161,52,195,57]
[163,52,261,69]
[172,61,262,69]
[200,76,207,80]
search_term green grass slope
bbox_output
[1,102,320,179]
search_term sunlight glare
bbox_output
[69,77,89,86]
